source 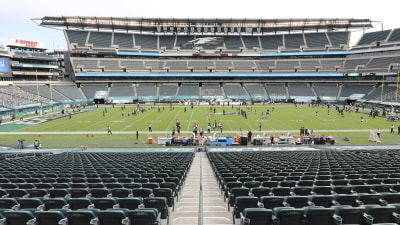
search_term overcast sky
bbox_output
[1,0,399,50]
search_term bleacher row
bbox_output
[8,85,87,103]
[357,28,400,46]
[66,30,349,51]
[0,152,194,225]
[71,56,400,73]
[4,82,398,105]
[208,150,400,225]
[0,87,51,109]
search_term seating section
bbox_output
[260,35,283,50]
[159,85,178,98]
[223,84,249,99]
[120,60,146,71]
[202,84,223,97]
[225,36,243,49]
[344,58,370,70]
[245,84,267,99]
[99,60,120,71]
[188,60,214,71]
[265,84,286,97]
[88,32,112,48]
[367,57,400,69]
[284,34,305,49]
[165,61,188,71]
[358,30,391,46]
[53,85,86,100]
[305,33,329,48]
[366,85,400,102]
[81,85,108,99]
[288,84,314,97]
[113,33,134,49]
[134,34,157,49]
[242,36,260,49]
[313,84,338,98]
[136,83,157,100]
[275,61,299,71]
[320,60,344,71]
[108,84,134,98]
[66,30,88,47]
[72,58,99,71]
[0,152,193,225]
[177,84,199,99]
[209,149,400,225]
[64,30,354,52]
[340,84,373,98]
[176,36,195,49]
[388,28,400,42]
[69,58,393,73]
[19,85,70,101]
[327,32,349,47]
[0,86,51,107]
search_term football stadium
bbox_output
[0,14,400,225]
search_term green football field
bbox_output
[0,104,399,148]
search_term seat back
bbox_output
[67,210,97,225]
[3,211,35,225]
[118,198,142,210]
[365,205,396,224]
[261,196,284,209]
[144,197,168,219]
[98,210,127,225]
[128,209,158,225]
[304,207,335,225]
[334,206,366,225]
[35,211,65,225]
[273,208,304,225]
[68,198,92,210]
[234,197,259,218]
[243,208,272,225]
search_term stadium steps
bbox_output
[263,85,270,99]
[199,85,202,99]
[311,85,318,97]
[51,86,73,101]
[106,86,110,99]
[242,84,251,98]
[221,84,226,98]
[156,85,160,99]
[369,85,378,95]
[169,152,233,225]
[175,86,180,101]
[285,85,289,99]
[78,87,88,100]
[133,85,138,99]
[336,85,343,100]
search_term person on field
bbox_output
[107,125,112,135]
[148,123,152,132]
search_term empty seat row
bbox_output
[239,205,400,225]
[0,208,160,225]
[0,197,169,213]
[0,187,175,203]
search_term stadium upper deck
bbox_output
[35,17,400,80]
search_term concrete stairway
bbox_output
[169,152,233,225]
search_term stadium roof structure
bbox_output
[35,16,373,34]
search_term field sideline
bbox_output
[0,104,399,147]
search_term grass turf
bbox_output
[0,104,399,148]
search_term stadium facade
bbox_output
[1,17,400,118]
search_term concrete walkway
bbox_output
[169,152,233,225]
